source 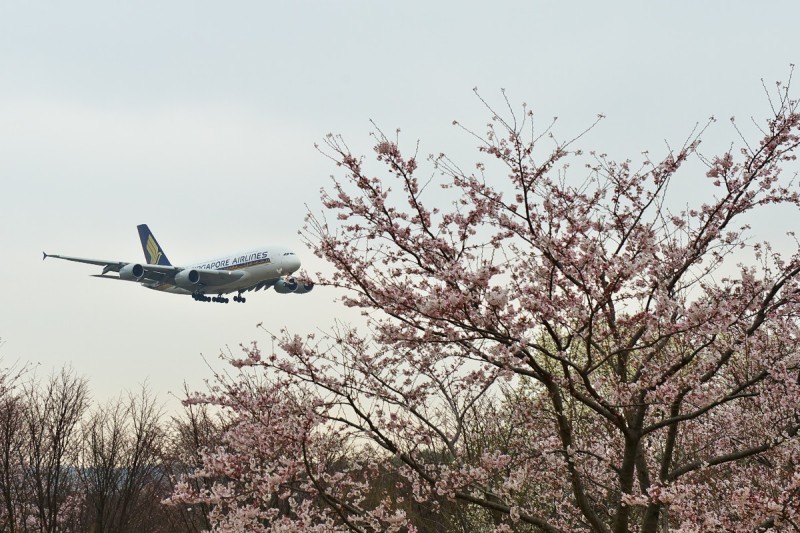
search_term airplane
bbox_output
[43,224,313,303]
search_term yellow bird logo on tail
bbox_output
[146,235,162,265]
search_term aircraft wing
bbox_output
[44,252,246,287]
[43,252,178,281]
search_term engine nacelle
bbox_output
[174,269,201,289]
[274,277,314,294]
[293,281,314,294]
[119,263,145,281]
[273,277,299,294]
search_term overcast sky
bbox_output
[1,1,798,408]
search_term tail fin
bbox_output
[136,224,172,266]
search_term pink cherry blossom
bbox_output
[171,78,800,532]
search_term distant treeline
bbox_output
[0,365,221,533]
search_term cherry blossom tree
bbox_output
[160,388,226,533]
[171,78,800,532]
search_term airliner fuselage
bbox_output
[156,247,302,295]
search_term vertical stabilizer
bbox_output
[136,224,172,266]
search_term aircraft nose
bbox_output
[283,253,301,273]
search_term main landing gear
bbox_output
[192,293,246,303]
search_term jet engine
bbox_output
[273,277,298,294]
[174,269,201,289]
[293,281,314,294]
[119,263,145,281]
[274,277,314,294]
